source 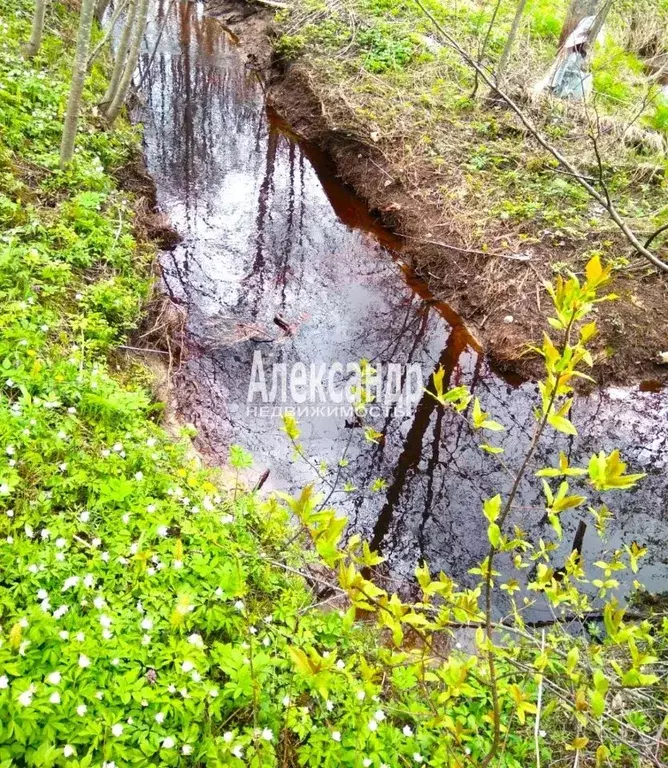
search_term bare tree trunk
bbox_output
[101,0,137,107]
[472,0,503,97]
[558,0,611,48]
[95,0,111,24]
[536,0,613,97]
[105,0,150,124]
[25,0,48,57]
[59,0,97,167]
[495,0,528,85]
[88,0,130,67]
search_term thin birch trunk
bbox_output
[95,0,111,24]
[558,0,610,48]
[495,0,528,85]
[59,0,97,167]
[105,0,150,124]
[88,0,130,68]
[25,0,48,57]
[102,0,137,107]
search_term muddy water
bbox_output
[139,1,668,595]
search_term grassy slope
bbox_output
[271,0,668,383]
[0,3,549,767]
[0,2,663,767]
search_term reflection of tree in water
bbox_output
[138,1,668,594]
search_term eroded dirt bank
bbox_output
[208,0,668,387]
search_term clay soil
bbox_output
[208,0,668,388]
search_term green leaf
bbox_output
[480,443,504,454]
[483,494,502,523]
[487,523,501,547]
[547,412,577,435]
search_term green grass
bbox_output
[0,2,550,766]
[1,1,666,765]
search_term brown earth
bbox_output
[210,0,668,388]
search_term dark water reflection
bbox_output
[139,1,668,597]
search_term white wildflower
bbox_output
[62,576,79,592]
[46,671,61,685]
[18,687,35,706]
[111,723,123,737]
[331,731,341,742]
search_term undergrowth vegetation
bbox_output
[0,1,667,767]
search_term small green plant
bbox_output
[357,24,417,73]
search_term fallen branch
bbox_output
[250,0,290,8]
[398,232,532,260]
[411,0,668,274]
